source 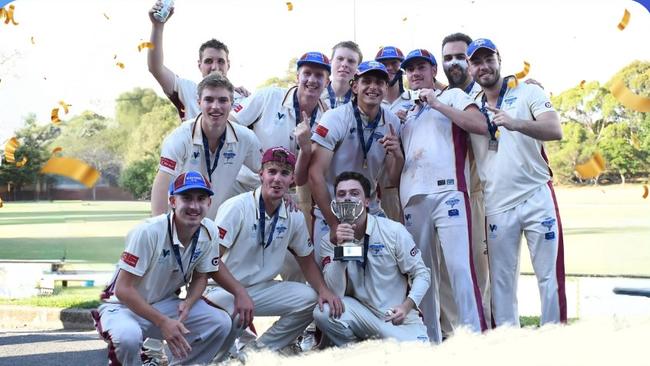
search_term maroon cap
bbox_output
[261,147,296,169]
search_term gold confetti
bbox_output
[4,137,19,163]
[286,2,293,11]
[617,9,630,30]
[58,100,71,114]
[116,62,125,69]
[579,80,586,88]
[103,12,110,20]
[1,4,19,25]
[30,36,35,45]
[15,156,27,167]
[137,41,155,52]
[0,196,3,208]
[40,157,101,188]
[610,77,650,112]
[507,77,518,89]
[51,108,61,125]
[575,152,606,179]
[514,61,531,79]
[402,17,408,21]
[52,146,63,155]
[643,185,649,199]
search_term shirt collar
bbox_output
[364,213,376,237]
[253,187,288,220]
[168,212,212,247]
[282,86,327,114]
[192,114,239,146]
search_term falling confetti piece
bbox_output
[40,157,101,188]
[643,185,649,199]
[4,137,18,163]
[617,9,630,30]
[1,4,19,25]
[103,12,110,20]
[51,146,63,155]
[514,61,531,79]
[610,77,650,112]
[116,62,125,69]
[58,100,71,114]
[51,108,61,124]
[113,54,117,60]
[15,156,27,167]
[507,77,518,89]
[137,41,155,52]
[575,152,606,179]
[579,80,586,88]
[286,2,293,11]
[30,36,35,45]
[0,197,3,208]
[402,17,408,21]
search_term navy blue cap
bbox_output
[375,46,405,62]
[466,38,498,59]
[169,171,214,196]
[354,60,389,80]
[297,52,331,73]
[401,49,437,69]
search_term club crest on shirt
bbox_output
[404,213,413,227]
[191,150,201,162]
[349,127,356,139]
[191,249,202,263]
[445,198,460,208]
[277,112,285,120]
[158,249,171,263]
[276,225,287,238]
[371,131,384,141]
[223,149,236,164]
[503,97,517,107]
[541,217,556,231]
[369,242,385,256]
[488,223,498,239]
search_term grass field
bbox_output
[0,185,649,276]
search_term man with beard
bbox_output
[147,1,249,120]
[151,73,262,219]
[441,32,491,327]
[309,61,403,265]
[204,147,343,356]
[320,41,363,109]
[400,48,487,343]
[467,38,566,327]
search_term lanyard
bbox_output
[166,214,200,285]
[258,194,281,249]
[327,84,352,109]
[464,81,475,94]
[201,123,226,182]
[480,77,509,140]
[352,99,382,164]
[292,91,319,128]
[389,70,405,94]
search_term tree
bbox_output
[120,155,158,200]
[598,123,647,184]
[257,57,298,89]
[124,102,178,165]
[115,88,176,131]
[546,122,596,184]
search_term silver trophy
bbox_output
[330,199,365,261]
[141,338,169,366]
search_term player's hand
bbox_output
[524,78,544,90]
[234,85,251,97]
[384,305,409,326]
[160,318,191,359]
[485,105,519,131]
[148,0,174,24]
[177,300,191,323]
[418,88,442,110]
[233,289,255,328]
[379,124,401,157]
[395,109,408,123]
[294,112,312,151]
[283,194,299,212]
[317,286,344,319]
[334,223,355,245]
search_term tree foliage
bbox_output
[257,57,298,89]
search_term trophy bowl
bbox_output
[330,200,365,262]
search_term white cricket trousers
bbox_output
[486,181,567,327]
[403,190,486,343]
[470,190,491,324]
[313,297,428,345]
[204,280,317,351]
[97,297,230,366]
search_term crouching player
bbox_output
[93,171,247,365]
[313,171,430,344]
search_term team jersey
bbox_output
[231,86,328,155]
[320,85,353,110]
[321,215,430,323]
[400,88,476,206]
[169,75,245,121]
[464,81,485,195]
[381,90,416,115]
[214,187,313,287]
[101,214,220,304]
[470,81,556,216]
[159,117,262,219]
[311,102,402,213]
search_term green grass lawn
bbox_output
[0,186,649,276]
[0,286,101,309]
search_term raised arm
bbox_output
[147,1,176,96]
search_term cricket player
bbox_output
[93,171,249,366]
[150,72,262,219]
[313,171,430,345]
[467,38,566,327]
[400,48,488,343]
[309,61,403,264]
[320,41,363,109]
[204,147,343,353]
[147,1,248,120]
